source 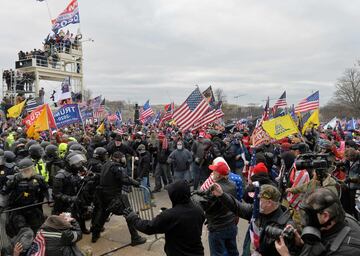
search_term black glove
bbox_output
[132,180,140,187]
[123,207,135,218]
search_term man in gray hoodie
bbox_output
[167,140,192,182]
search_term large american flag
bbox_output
[172,88,210,131]
[140,100,154,123]
[295,91,319,113]
[192,101,224,130]
[273,91,287,108]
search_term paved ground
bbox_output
[75,185,249,256]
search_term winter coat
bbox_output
[126,181,205,256]
[167,148,192,172]
[40,216,83,256]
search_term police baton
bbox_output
[0,201,53,214]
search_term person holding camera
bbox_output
[275,188,360,256]
[211,183,294,256]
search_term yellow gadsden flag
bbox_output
[7,100,26,118]
[262,114,299,140]
[302,109,320,134]
[26,105,49,139]
[96,122,105,134]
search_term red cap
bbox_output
[199,131,206,138]
[209,161,230,176]
[252,162,268,175]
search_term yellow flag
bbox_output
[7,100,26,118]
[262,114,299,140]
[302,109,320,134]
[26,105,49,139]
[97,122,105,134]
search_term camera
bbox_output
[295,153,331,183]
[295,153,329,170]
[265,224,295,246]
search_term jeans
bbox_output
[140,177,150,205]
[208,224,239,256]
[174,170,191,182]
[192,163,201,190]
[154,163,173,190]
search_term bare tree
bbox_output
[214,88,227,103]
[334,67,360,115]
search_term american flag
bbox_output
[140,100,154,123]
[249,182,261,251]
[273,91,287,109]
[172,88,210,131]
[25,98,39,112]
[192,101,224,131]
[116,110,122,123]
[28,230,46,256]
[295,91,319,113]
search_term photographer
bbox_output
[343,148,360,219]
[212,183,294,256]
[275,188,360,256]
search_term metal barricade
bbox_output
[126,185,164,251]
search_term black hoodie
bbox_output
[127,180,205,256]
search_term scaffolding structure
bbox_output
[2,41,84,104]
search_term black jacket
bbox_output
[299,215,360,256]
[201,178,237,232]
[137,151,151,179]
[218,192,294,256]
[126,180,205,256]
[106,141,136,156]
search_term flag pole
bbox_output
[44,0,53,24]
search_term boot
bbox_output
[131,236,147,246]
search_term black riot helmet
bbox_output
[45,144,59,160]
[68,143,87,155]
[65,152,87,172]
[25,140,39,151]
[93,147,108,161]
[4,151,16,163]
[29,144,44,160]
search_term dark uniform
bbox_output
[52,152,89,233]
[91,154,145,245]
[3,159,48,237]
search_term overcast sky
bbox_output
[1,0,360,106]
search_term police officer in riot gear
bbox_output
[52,152,90,234]
[29,144,48,183]
[91,151,146,245]
[44,144,65,187]
[3,151,16,175]
[2,158,48,237]
[88,147,108,174]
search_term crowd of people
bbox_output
[2,70,35,92]
[0,117,359,255]
[16,29,81,70]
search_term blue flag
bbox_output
[54,104,82,128]
[346,118,358,131]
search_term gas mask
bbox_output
[299,200,336,244]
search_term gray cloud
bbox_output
[1,0,360,107]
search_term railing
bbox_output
[16,56,82,74]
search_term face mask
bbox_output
[177,145,183,150]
